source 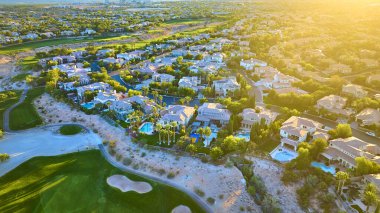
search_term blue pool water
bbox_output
[139,122,154,135]
[311,162,336,175]
[235,132,250,142]
[271,148,298,162]
[81,102,95,110]
[190,133,200,143]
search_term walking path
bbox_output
[0,123,101,177]
[98,144,213,213]
[2,88,28,132]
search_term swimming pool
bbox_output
[235,132,250,142]
[270,147,298,162]
[311,162,336,175]
[81,102,95,110]
[139,122,154,135]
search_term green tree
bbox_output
[186,144,197,154]
[355,157,380,176]
[210,146,223,160]
[336,171,349,195]
[295,148,311,170]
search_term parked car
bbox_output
[366,132,376,137]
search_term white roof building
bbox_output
[322,137,380,169]
[212,77,240,96]
[356,108,380,126]
[178,76,200,91]
[280,116,323,150]
[196,103,231,125]
[158,105,195,127]
[316,95,353,117]
[240,107,278,130]
[342,84,368,98]
[152,73,175,83]
[240,58,267,70]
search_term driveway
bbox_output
[0,125,102,176]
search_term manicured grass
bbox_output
[0,150,205,213]
[137,133,180,148]
[351,205,364,213]
[9,87,45,130]
[19,56,39,71]
[10,73,30,82]
[0,91,21,129]
[0,35,133,55]
[59,125,83,135]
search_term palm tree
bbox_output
[184,96,192,105]
[336,171,349,195]
[156,124,162,144]
[170,121,177,143]
[165,125,171,145]
[363,190,378,213]
[152,91,158,102]
[142,86,149,96]
[204,126,212,145]
[197,127,205,142]
[158,95,163,106]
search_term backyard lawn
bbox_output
[0,91,21,129]
[9,87,44,130]
[0,150,205,213]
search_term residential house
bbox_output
[240,107,278,131]
[101,57,125,65]
[212,77,240,96]
[196,103,231,125]
[93,90,124,105]
[356,108,380,126]
[110,99,134,120]
[152,73,175,83]
[97,49,114,58]
[322,137,380,169]
[81,28,96,36]
[316,95,353,117]
[158,105,195,128]
[178,76,200,91]
[240,58,267,70]
[76,82,111,101]
[342,84,368,98]
[280,116,323,150]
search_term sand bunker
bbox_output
[171,205,191,213]
[107,175,152,194]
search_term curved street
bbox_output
[3,88,28,132]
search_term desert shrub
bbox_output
[194,188,205,197]
[207,197,215,205]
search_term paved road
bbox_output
[3,88,28,132]
[98,144,213,213]
[302,113,380,145]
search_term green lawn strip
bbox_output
[0,35,134,55]
[10,73,30,82]
[18,56,39,71]
[59,125,83,135]
[0,91,22,129]
[9,87,45,130]
[0,150,205,213]
[137,133,183,148]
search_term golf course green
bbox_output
[0,150,204,213]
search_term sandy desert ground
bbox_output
[34,93,260,213]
